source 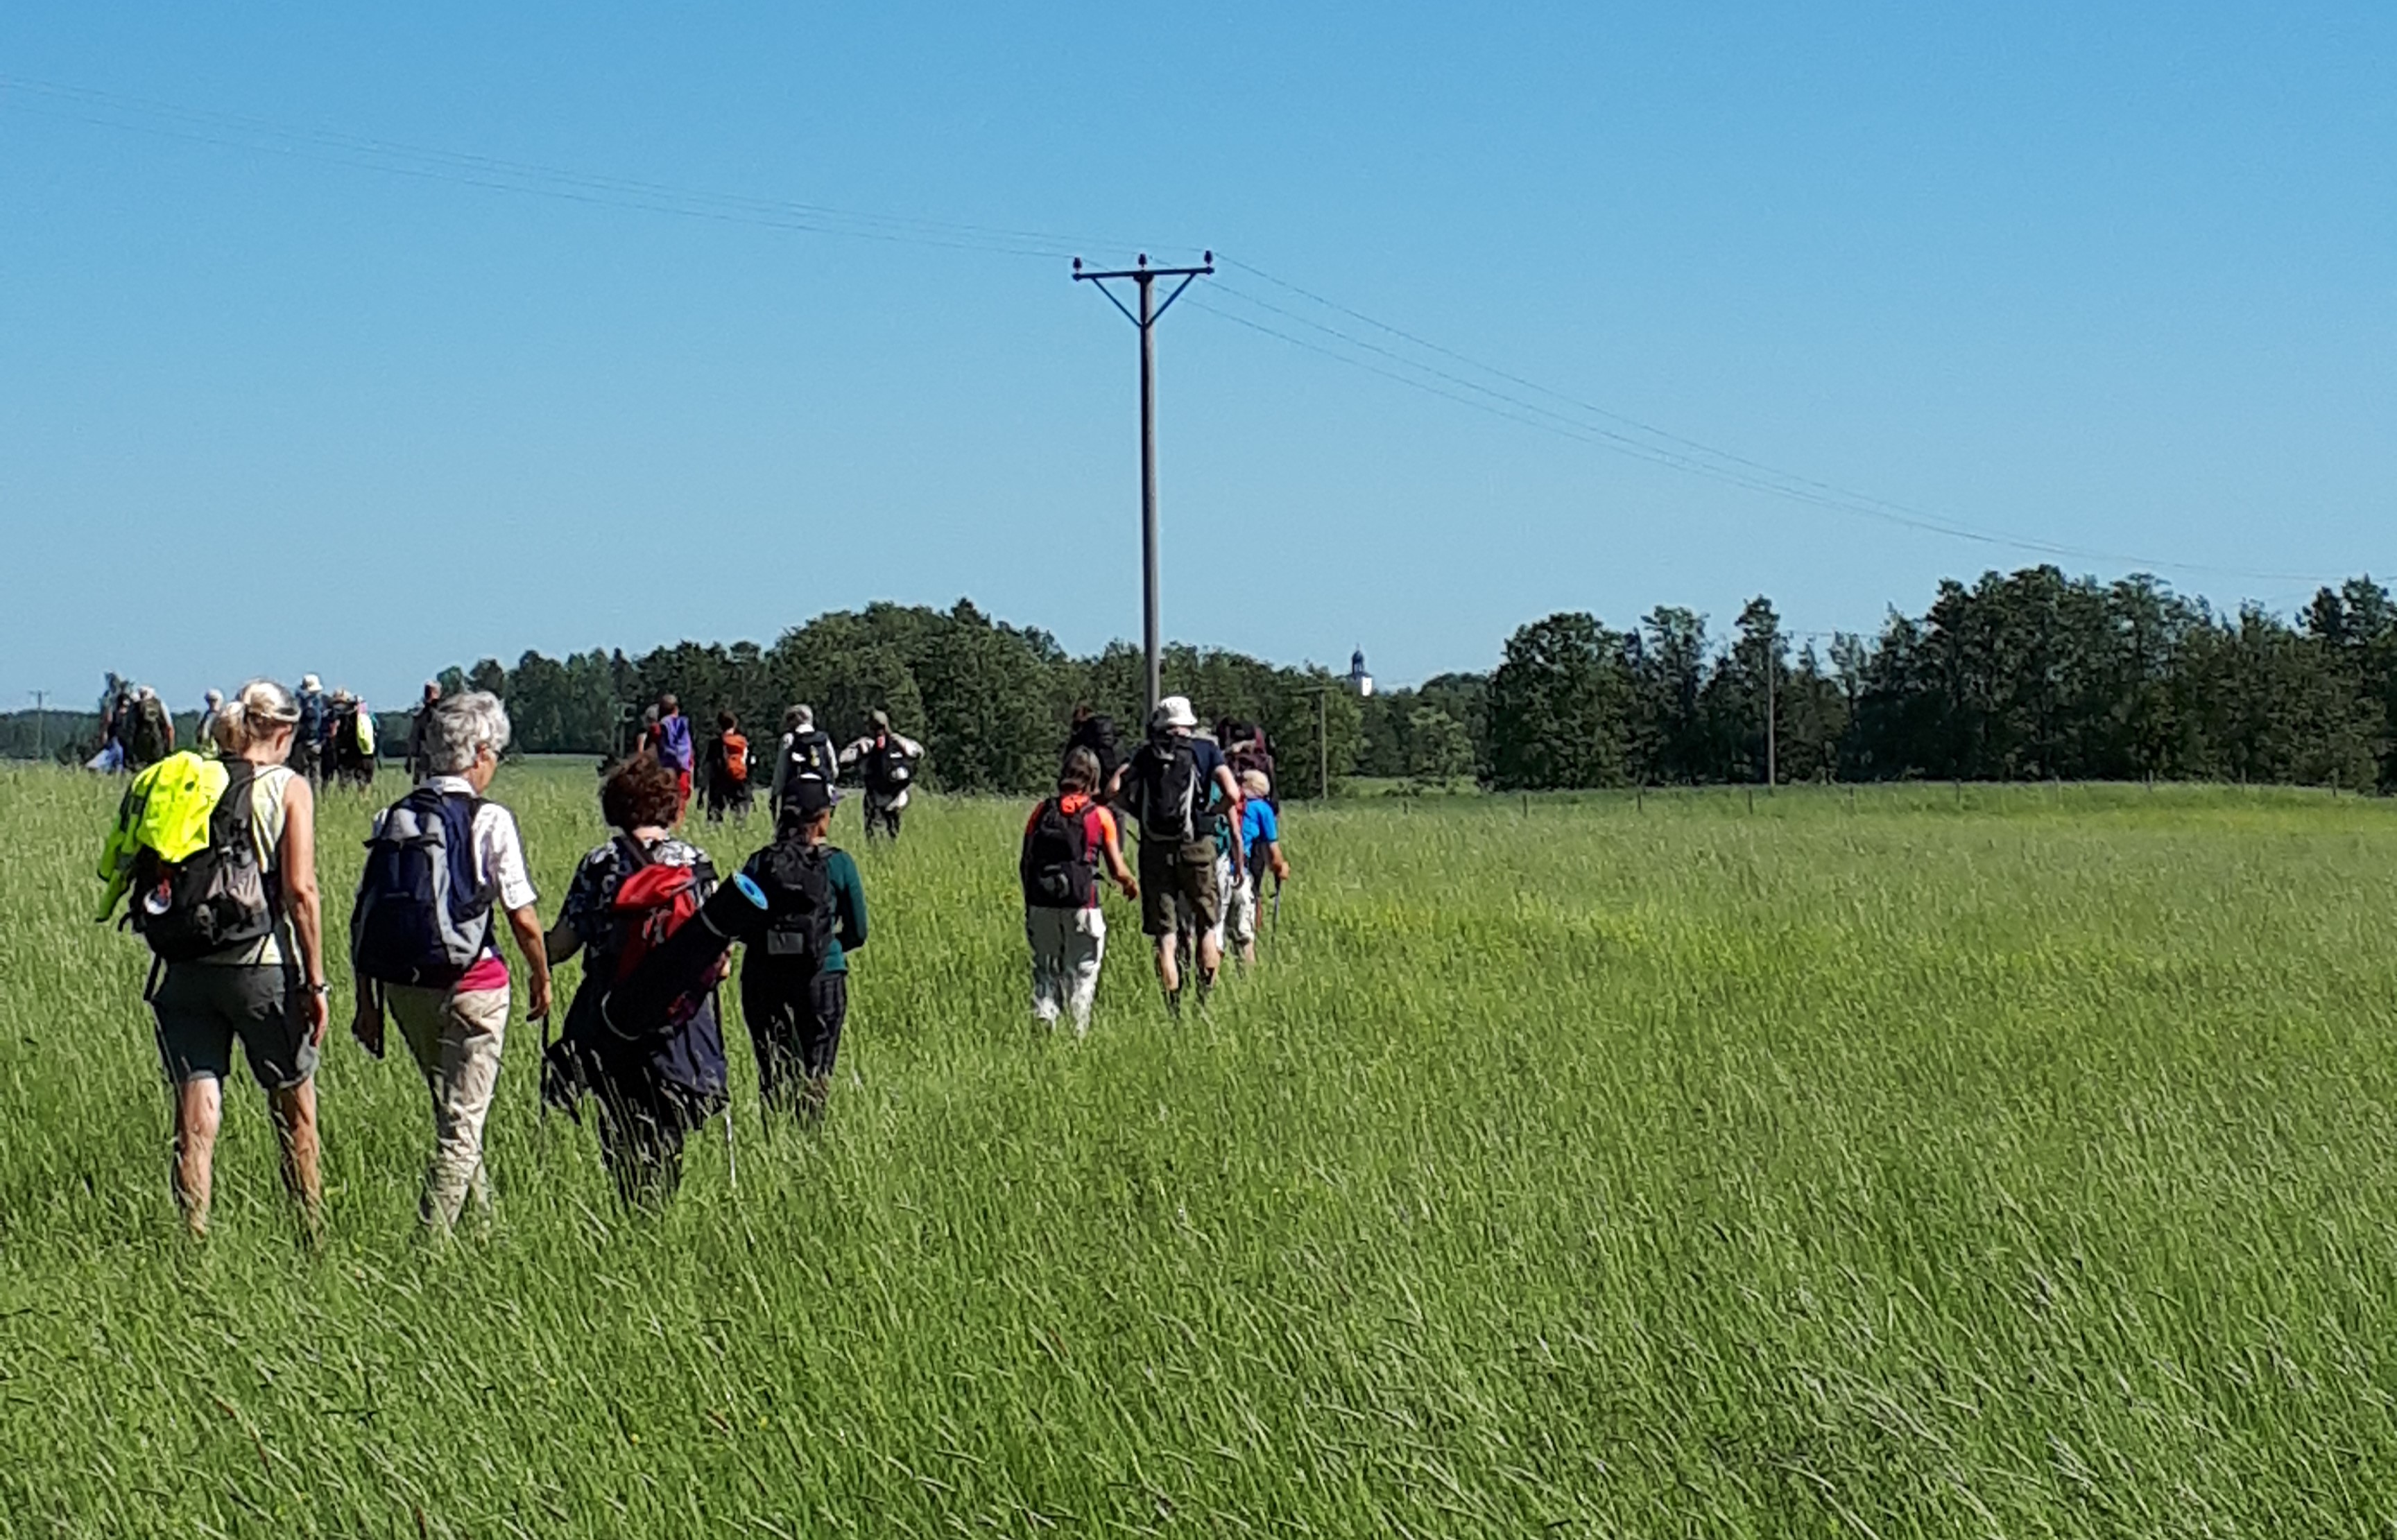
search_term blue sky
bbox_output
[3,3,2390,710]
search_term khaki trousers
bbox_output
[386,983,510,1229]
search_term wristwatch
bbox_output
[309,982,332,997]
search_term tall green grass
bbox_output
[3,765,2396,1534]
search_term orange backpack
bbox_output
[721,732,750,783]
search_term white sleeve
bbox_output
[478,804,539,912]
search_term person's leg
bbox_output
[741,962,804,1118]
[172,1077,223,1235]
[1180,843,1226,998]
[1066,907,1106,1035]
[267,1079,323,1228]
[1139,847,1182,1007]
[234,965,325,1227]
[153,967,234,1234]
[797,971,848,1121]
[1028,908,1064,1026]
[395,986,508,1231]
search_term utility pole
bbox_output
[1765,652,1777,793]
[29,691,48,762]
[1073,251,1214,711]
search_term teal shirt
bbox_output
[819,845,868,973]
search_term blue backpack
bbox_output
[657,713,695,772]
[350,787,497,987]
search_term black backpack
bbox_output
[1071,715,1122,793]
[865,737,915,794]
[783,729,839,789]
[130,698,171,762]
[747,837,836,970]
[1021,797,1095,908]
[130,763,277,963]
[1133,735,1203,843]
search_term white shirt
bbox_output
[413,775,538,911]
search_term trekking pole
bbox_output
[713,983,738,1193]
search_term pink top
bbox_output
[458,951,510,993]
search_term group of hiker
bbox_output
[637,695,926,842]
[96,675,1286,1235]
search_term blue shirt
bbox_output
[1241,798,1279,850]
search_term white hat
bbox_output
[1151,694,1198,731]
[301,674,321,691]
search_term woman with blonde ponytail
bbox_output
[156,677,331,1234]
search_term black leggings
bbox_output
[594,1083,713,1205]
[740,962,848,1114]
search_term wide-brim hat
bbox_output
[1151,694,1198,730]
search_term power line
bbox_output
[0,75,1157,260]
[1,74,2351,590]
[1200,261,2329,586]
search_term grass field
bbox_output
[4,765,2397,1536]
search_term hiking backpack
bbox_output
[721,732,750,784]
[864,737,914,794]
[128,762,277,963]
[604,842,710,1032]
[130,698,171,763]
[1072,716,1123,795]
[655,713,694,772]
[1134,736,1203,842]
[750,838,836,967]
[1021,798,1097,909]
[783,728,838,788]
[350,787,496,987]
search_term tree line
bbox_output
[426,599,1367,796]
[12,569,2397,794]
[1462,568,2397,791]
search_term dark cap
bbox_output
[780,778,834,823]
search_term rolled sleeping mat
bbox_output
[600,872,769,1039]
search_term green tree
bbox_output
[1488,612,1635,790]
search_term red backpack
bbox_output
[721,732,750,784]
[608,847,707,1026]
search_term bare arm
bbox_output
[1101,818,1138,898]
[277,774,329,1044]
[507,904,553,1021]
[1264,838,1290,883]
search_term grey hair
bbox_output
[423,690,512,775]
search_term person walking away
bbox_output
[98,680,330,1235]
[840,711,923,841]
[1228,768,1289,965]
[405,681,442,781]
[704,711,753,824]
[293,675,328,783]
[196,691,225,758]
[653,694,696,819]
[1067,705,1124,807]
[1122,695,1244,1013]
[127,686,175,772]
[737,779,868,1121]
[540,755,729,1204]
[1021,747,1137,1036]
[1226,723,1278,809]
[349,691,552,1233]
[771,704,840,817]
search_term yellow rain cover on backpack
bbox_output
[355,705,376,756]
[94,751,230,922]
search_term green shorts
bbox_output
[1139,839,1223,938]
[153,962,317,1091]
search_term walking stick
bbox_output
[714,983,738,1193]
